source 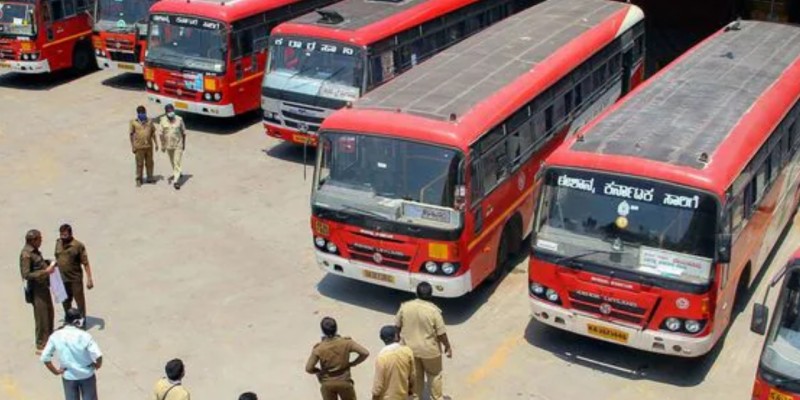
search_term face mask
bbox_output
[137,113,147,121]
[167,112,176,119]
[61,237,72,244]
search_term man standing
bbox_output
[153,359,190,400]
[55,224,93,324]
[158,104,186,190]
[305,317,370,400]
[20,229,56,353]
[395,282,453,400]
[41,308,103,400]
[130,105,159,187]
[372,325,415,400]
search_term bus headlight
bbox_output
[684,319,702,333]
[29,53,38,60]
[213,93,221,101]
[664,317,682,332]
[530,282,545,296]
[545,288,559,303]
[325,241,338,254]
[314,236,326,248]
[21,54,29,60]
[146,81,153,89]
[153,83,159,91]
[203,93,212,101]
[424,261,438,274]
[441,262,456,275]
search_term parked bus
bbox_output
[751,250,800,400]
[92,0,158,74]
[0,0,95,74]
[309,0,645,298]
[144,0,339,117]
[529,20,800,357]
[261,0,541,146]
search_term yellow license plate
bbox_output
[118,63,135,71]
[0,62,10,68]
[769,389,794,400]
[293,133,312,144]
[363,270,395,283]
[174,101,188,110]
[587,323,629,343]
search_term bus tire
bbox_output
[488,231,510,283]
[488,216,522,283]
[733,264,751,315]
[72,41,95,73]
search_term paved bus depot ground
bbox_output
[1,70,797,400]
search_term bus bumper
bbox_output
[96,57,142,74]
[148,93,235,117]
[264,121,318,145]
[0,59,50,74]
[530,297,717,357]
[315,251,472,298]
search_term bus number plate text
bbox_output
[587,323,628,343]
[363,270,394,284]
[769,389,793,400]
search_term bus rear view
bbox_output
[93,0,159,74]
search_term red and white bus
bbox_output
[144,0,339,118]
[751,250,800,400]
[261,0,541,146]
[92,0,158,74]
[309,0,645,298]
[529,20,800,357]
[0,0,95,74]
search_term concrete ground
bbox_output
[0,69,797,400]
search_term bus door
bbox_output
[230,22,268,106]
[42,0,90,70]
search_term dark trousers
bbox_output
[62,280,86,317]
[62,375,98,400]
[134,148,154,181]
[32,286,54,349]
[320,380,356,400]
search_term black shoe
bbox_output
[174,183,180,190]
[146,177,155,184]
[136,179,142,187]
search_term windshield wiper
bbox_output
[340,205,390,221]
[554,249,616,265]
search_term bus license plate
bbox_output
[293,134,311,144]
[0,62,10,69]
[118,63,135,71]
[174,101,188,110]
[769,389,793,400]
[363,270,394,284]
[587,323,629,343]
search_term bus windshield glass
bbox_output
[96,0,156,34]
[761,269,800,384]
[0,1,36,36]
[535,168,718,286]
[264,36,363,102]
[314,133,463,229]
[146,14,227,73]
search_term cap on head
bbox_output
[165,104,175,112]
[416,282,433,300]
[379,325,398,344]
[321,316,337,337]
[65,308,82,325]
[165,358,185,381]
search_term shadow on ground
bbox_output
[181,110,261,135]
[264,141,316,166]
[0,69,95,90]
[101,73,144,91]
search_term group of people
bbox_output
[306,282,453,400]
[129,104,187,189]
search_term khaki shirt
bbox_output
[395,299,446,359]
[372,343,415,400]
[306,336,369,383]
[158,115,186,150]
[55,238,89,283]
[153,378,190,400]
[130,119,157,151]
[20,244,50,289]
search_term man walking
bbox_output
[158,104,186,190]
[55,224,93,324]
[395,282,453,400]
[20,229,56,354]
[372,325,415,400]
[130,105,159,187]
[153,358,190,400]
[305,317,370,400]
[41,308,103,400]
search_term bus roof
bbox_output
[322,0,641,149]
[551,20,800,196]
[150,0,301,22]
[273,0,481,46]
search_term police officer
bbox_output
[129,105,159,187]
[20,229,56,354]
[305,317,370,400]
[372,325,415,400]
[157,104,186,190]
[55,224,93,323]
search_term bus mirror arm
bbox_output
[716,233,732,264]
[751,303,769,335]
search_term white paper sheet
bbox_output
[49,266,68,304]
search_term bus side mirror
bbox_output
[716,233,732,263]
[751,303,769,335]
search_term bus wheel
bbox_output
[72,41,96,73]
[733,266,751,315]
[488,232,510,283]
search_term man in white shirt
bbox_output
[40,308,103,400]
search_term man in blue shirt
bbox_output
[40,308,103,400]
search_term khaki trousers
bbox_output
[134,148,154,181]
[167,148,183,182]
[31,287,54,349]
[62,280,86,317]
[412,356,443,400]
[320,380,356,400]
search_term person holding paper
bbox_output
[19,229,56,354]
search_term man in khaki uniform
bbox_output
[395,282,452,400]
[372,325,415,400]
[20,229,56,353]
[153,359,190,400]
[130,105,159,187]
[305,317,370,400]
[55,224,93,322]
[158,104,186,190]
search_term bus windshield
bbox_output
[264,36,363,102]
[314,132,463,228]
[146,15,227,73]
[761,269,800,385]
[96,0,156,34]
[535,168,718,286]
[0,1,36,37]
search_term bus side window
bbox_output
[744,181,757,217]
[50,0,65,21]
[63,0,75,18]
